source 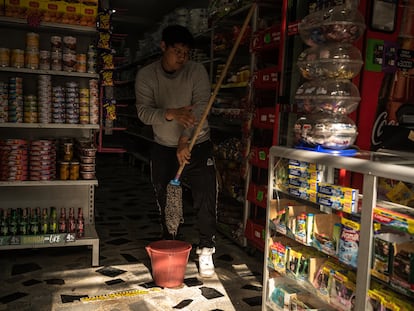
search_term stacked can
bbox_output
[65,81,79,124]
[23,95,37,123]
[25,32,39,70]
[63,36,77,72]
[0,139,28,181]
[0,48,10,67]
[87,44,97,73]
[52,86,65,123]
[0,82,7,122]
[76,54,86,73]
[29,139,56,181]
[39,50,50,70]
[79,88,89,124]
[89,79,99,124]
[38,75,52,123]
[8,77,23,123]
[10,49,24,68]
[50,36,62,71]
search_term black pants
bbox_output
[150,140,217,248]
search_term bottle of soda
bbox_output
[59,207,67,233]
[30,208,40,235]
[19,208,29,235]
[0,209,8,236]
[68,207,76,233]
[77,207,84,238]
[49,207,58,234]
[41,208,49,235]
[9,209,18,236]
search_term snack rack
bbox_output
[262,145,414,310]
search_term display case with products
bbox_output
[0,17,100,266]
[263,145,414,311]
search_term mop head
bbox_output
[165,182,184,236]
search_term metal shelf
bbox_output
[0,179,98,187]
[0,225,99,266]
[0,16,97,34]
[0,123,99,130]
[0,66,99,78]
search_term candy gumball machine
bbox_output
[294,2,366,155]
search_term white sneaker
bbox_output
[196,247,215,278]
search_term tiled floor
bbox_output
[0,153,264,311]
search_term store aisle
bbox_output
[0,153,263,311]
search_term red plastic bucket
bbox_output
[145,240,192,288]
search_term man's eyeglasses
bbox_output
[171,47,191,59]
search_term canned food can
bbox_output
[59,161,70,180]
[39,50,50,70]
[0,48,10,67]
[51,36,62,49]
[25,50,39,69]
[26,32,39,51]
[11,49,25,68]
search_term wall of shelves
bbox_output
[0,18,100,266]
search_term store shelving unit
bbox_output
[263,146,414,310]
[0,18,100,266]
[207,3,256,247]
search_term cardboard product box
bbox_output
[288,176,318,192]
[371,233,412,283]
[288,166,323,181]
[269,277,304,309]
[317,193,358,214]
[288,186,317,203]
[42,0,64,22]
[5,0,26,18]
[269,198,301,223]
[268,236,301,273]
[391,241,414,291]
[79,0,97,27]
[338,217,360,268]
[288,159,318,170]
[329,271,356,311]
[289,293,336,311]
[312,213,341,256]
[317,182,358,201]
[286,245,327,283]
[23,0,42,17]
[62,0,80,25]
[275,204,318,242]
[374,200,414,234]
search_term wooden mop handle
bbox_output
[174,3,257,180]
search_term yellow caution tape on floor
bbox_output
[80,287,162,302]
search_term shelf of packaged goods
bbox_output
[0,179,98,187]
[0,66,99,78]
[0,123,100,129]
[0,16,97,34]
[264,146,414,311]
[0,224,99,266]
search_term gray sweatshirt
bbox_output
[135,60,211,147]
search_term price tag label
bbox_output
[256,190,264,202]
